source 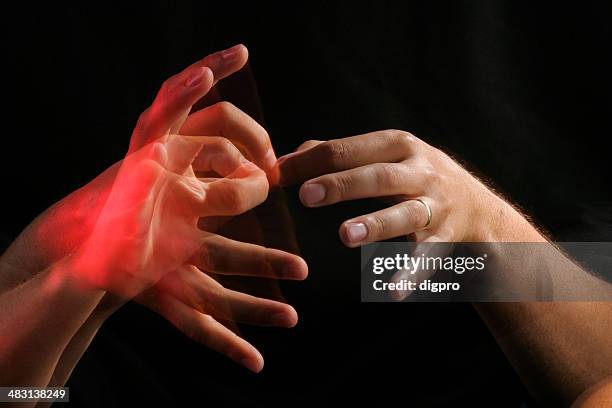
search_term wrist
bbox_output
[468,183,545,243]
[50,250,107,302]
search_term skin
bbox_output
[0,45,307,398]
[572,377,612,407]
[1,44,608,407]
[278,130,612,406]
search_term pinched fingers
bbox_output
[149,134,269,217]
[199,170,268,217]
[181,101,276,173]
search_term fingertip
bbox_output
[339,222,368,248]
[240,350,264,373]
[284,256,308,280]
[285,306,299,328]
[202,66,214,83]
[271,305,299,328]
[338,223,363,248]
[184,66,213,90]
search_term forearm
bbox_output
[0,161,118,292]
[476,301,612,405]
[45,295,124,390]
[0,256,105,388]
[474,194,612,405]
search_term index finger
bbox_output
[277,129,417,186]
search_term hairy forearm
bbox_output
[473,194,612,405]
[0,257,105,388]
[476,301,612,406]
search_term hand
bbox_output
[71,134,273,296]
[0,45,307,373]
[85,44,307,371]
[277,129,533,246]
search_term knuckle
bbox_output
[421,162,441,185]
[158,78,178,103]
[134,108,153,137]
[369,214,387,236]
[385,129,420,155]
[136,108,150,127]
[332,174,353,200]
[223,185,251,214]
[377,163,405,188]
[217,137,235,152]
[158,78,171,95]
[199,241,225,271]
[320,140,351,168]
[211,101,237,120]
[195,296,213,315]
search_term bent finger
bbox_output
[181,101,276,172]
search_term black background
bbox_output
[1,1,611,406]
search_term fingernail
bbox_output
[221,44,244,60]
[300,183,326,206]
[346,222,368,243]
[185,67,206,87]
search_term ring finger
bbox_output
[339,198,434,247]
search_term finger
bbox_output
[161,134,248,176]
[252,190,301,255]
[187,44,249,87]
[151,134,268,216]
[295,139,323,152]
[389,238,454,301]
[154,292,264,373]
[299,162,424,207]
[129,67,214,152]
[190,233,308,280]
[199,162,269,216]
[339,198,432,247]
[157,265,299,327]
[180,101,277,173]
[129,44,249,151]
[277,130,418,186]
[192,136,250,176]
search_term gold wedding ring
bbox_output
[412,198,432,231]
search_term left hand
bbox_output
[277,129,517,246]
